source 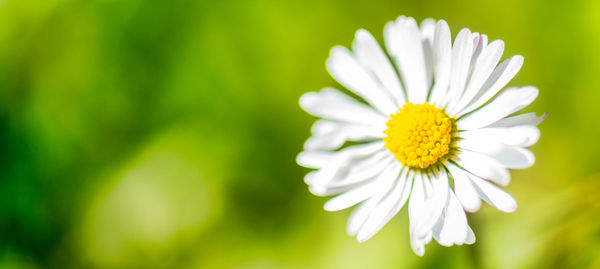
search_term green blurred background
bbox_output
[0,0,599,268]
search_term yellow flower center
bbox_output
[383,103,454,169]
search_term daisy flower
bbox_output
[297,16,545,255]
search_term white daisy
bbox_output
[297,16,545,255]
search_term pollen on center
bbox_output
[383,102,454,169]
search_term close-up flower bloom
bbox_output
[297,16,545,255]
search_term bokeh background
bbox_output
[0,0,599,268]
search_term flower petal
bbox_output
[308,182,357,197]
[443,28,473,109]
[487,147,535,169]
[457,137,536,169]
[324,152,394,188]
[469,33,487,69]
[409,173,436,255]
[428,20,452,106]
[414,170,449,237]
[420,18,436,90]
[465,226,476,244]
[327,46,399,115]
[467,172,518,212]
[456,150,510,186]
[460,125,541,147]
[410,237,426,256]
[303,147,389,192]
[346,169,412,236]
[323,178,380,212]
[297,140,384,169]
[447,163,482,212]
[408,173,426,230]
[356,168,411,242]
[324,168,392,211]
[353,29,406,106]
[458,86,539,130]
[304,120,384,151]
[300,88,387,126]
[346,196,377,236]
[420,18,436,44]
[346,161,401,236]
[457,55,524,116]
[385,16,429,103]
[449,40,504,116]
[297,151,335,169]
[434,191,469,246]
[488,112,547,128]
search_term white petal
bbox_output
[410,226,432,256]
[457,55,524,116]
[307,168,349,195]
[411,238,426,256]
[309,183,356,197]
[299,88,387,126]
[432,213,446,245]
[303,131,366,152]
[297,141,384,169]
[488,112,547,128]
[469,33,487,69]
[310,119,338,135]
[303,146,388,190]
[341,162,401,232]
[324,162,399,211]
[436,191,469,246]
[458,86,539,130]
[422,172,434,197]
[465,226,476,244]
[327,46,398,115]
[356,168,410,242]
[482,147,535,169]
[323,181,377,211]
[323,178,380,212]
[479,35,489,49]
[329,140,386,160]
[467,172,518,212]
[443,28,473,109]
[346,196,377,236]
[456,150,510,186]
[310,119,383,137]
[346,169,412,236]
[420,18,436,90]
[408,173,436,254]
[353,29,406,106]
[420,18,436,44]
[304,170,318,185]
[449,40,504,116]
[408,172,426,231]
[297,151,335,169]
[460,125,541,147]
[447,163,481,212]
[304,121,384,151]
[305,164,341,189]
[457,136,536,169]
[385,17,429,103]
[324,153,394,188]
[414,171,449,237]
[428,20,452,105]
[308,154,388,196]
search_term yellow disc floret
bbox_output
[383,103,454,169]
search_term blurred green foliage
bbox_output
[0,0,599,268]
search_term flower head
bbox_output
[297,16,545,255]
